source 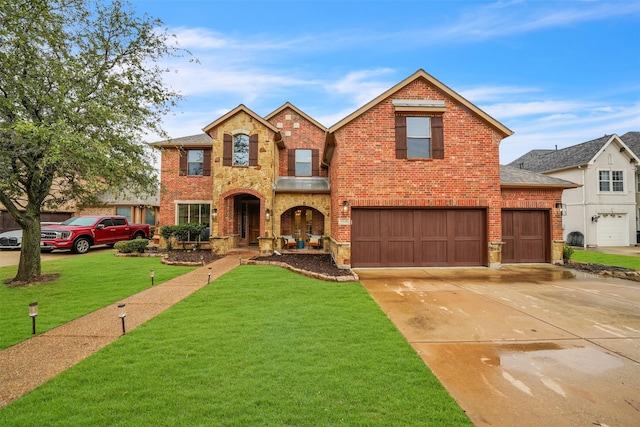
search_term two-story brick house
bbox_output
[154,69,575,268]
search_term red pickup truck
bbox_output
[41,215,151,254]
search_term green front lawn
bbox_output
[0,265,472,426]
[0,251,196,349]
[571,249,640,270]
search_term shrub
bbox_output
[114,239,150,254]
[562,245,574,262]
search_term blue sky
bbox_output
[132,0,640,164]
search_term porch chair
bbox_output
[307,234,322,249]
[282,235,297,249]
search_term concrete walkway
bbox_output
[0,255,240,408]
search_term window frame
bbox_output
[395,114,444,160]
[295,149,313,176]
[175,202,212,242]
[187,149,204,175]
[598,169,625,193]
[232,134,250,167]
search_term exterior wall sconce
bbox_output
[118,303,126,335]
[555,201,567,216]
[342,200,349,214]
[265,208,271,221]
[29,302,38,335]
[212,208,218,220]
[591,215,599,222]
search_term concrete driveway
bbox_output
[356,265,640,427]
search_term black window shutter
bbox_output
[395,116,407,159]
[203,149,211,176]
[179,149,187,175]
[431,116,444,159]
[288,150,296,176]
[249,134,258,166]
[312,149,319,176]
[223,134,232,166]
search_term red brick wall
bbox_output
[158,147,212,228]
[330,77,504,242]
[267,107,327,177]
[501,187,565,240]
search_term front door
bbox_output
[248,203,260,244]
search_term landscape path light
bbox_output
[150,269,155,286]
[29,302,38,335]
[118,303,126,335]
[208,267,212,284]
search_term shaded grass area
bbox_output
[0,252,196,349]
[571,249,640,270]
[0,266,471,426]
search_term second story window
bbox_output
[295,149,312,176]
[179,148,211,176]
[599,170,624,192]
[233,134,249,166]
[406,117,431,158]
[223,133,258,167]
[188,150,204,175]
[395,115,444,160]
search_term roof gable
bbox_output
[265,102,327,131]
[202,104,280,135]
[328,69,513,137]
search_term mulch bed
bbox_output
[160,250,353,279]
[254,253,353,277]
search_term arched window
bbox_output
[233,134,249,166]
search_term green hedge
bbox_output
[114,239,150,253]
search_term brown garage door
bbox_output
[351,208,487,267]
[501,210,550,263]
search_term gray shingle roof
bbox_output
[620,131,640,157]
[500,165,578,188]
[507,135,612,172]
[149,133,212,147]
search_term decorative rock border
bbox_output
[245,259,359,282]
[568,261,640,281]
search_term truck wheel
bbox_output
[72,237,91,254]
[133,232,145,239]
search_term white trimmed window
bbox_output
[599,170,624,192]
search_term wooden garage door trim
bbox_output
[351,208,487,268]
[501,209,550,263]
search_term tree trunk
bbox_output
[14,217,42,283]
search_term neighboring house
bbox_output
[509,134,639,247]
[620,132,640,240]
[154,69,575,268]
[77,189,160,231]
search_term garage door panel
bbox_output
[501,210,549,263]
[387,241,415,266]
[420,241,448,265]
[454,241,483,264]
[351,241,381,267]
[418,210,447,237]
[596,214,627,246]
[352,208,486,267]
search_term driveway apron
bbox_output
[356,265,640,427]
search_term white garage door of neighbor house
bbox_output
[597,213,628,246]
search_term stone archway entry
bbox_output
[279,206,325,248]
